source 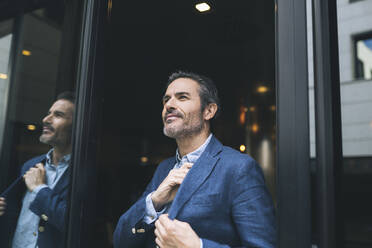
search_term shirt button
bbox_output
[38,226,45,232]
[33,232,37,236]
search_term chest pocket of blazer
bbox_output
[188,193,220,207]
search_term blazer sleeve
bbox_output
[203,160,276,248]
[113,160,173,248]
[29,187,68,232]
[0,182,24,247]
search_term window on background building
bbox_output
[355,33,372,80]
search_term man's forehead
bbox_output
[165,78,200,95]
[50,99,74,112]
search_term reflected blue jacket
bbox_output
[0,155,70,248]
[114,136,277,248]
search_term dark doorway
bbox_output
[93,1,276,246]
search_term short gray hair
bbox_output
[166,71,220,119]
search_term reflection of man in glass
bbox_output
[0,92,75,248]
[113,71,276,248]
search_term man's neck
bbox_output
[52,145,71,165]
[176,131,211,157]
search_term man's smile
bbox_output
[164,113,183,123]
[42,126,54,134]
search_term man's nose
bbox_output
[164,97,176,110]
[42,114,52,124]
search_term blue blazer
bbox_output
[0,154,70,248]
[114,136,276,247]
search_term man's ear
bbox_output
[203,103,218,121]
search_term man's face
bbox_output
[39,99,74,148]
[162,78,205,139]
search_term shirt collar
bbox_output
[176,134,213,164]
[45,149,71,168]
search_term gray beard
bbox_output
[163,121,204,139]
[39,135,53,145]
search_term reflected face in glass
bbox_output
[39,99,74,148]
[162,78,204,139]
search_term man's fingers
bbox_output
[23,170,33,179]
[173,219,190,230]
[173,219,182,224]
[155,218,168,239]
[171,168,189,179]
[180,162,193,169]
[25,164,44,176]
[169,168,189,176]
[155,237,162,248]
[178,168,190,175]
[28,167,40,175]
[35,163,44,170]
[154,164,193,207]
[172,175,186,184]
[168,170,189,186]
[154,228,164,244]
[156,214,170,227]
[158,214,173,226]
[23,170,31,178]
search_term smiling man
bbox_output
[0,91,75,248]
[113,71,276,248]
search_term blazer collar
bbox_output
[168,135,223,219]
[52,165,71,194]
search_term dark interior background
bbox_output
[99,0,276,246]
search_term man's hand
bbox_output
[0,197,6,216]
[151,163,193,211]
[154,214,201,248]
[23,163,46,192]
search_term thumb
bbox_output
[180,162,193,169]
[35,163,45,173]
[35,163,44,168]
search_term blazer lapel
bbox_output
[52,166,71,194]
[168,136,223,219]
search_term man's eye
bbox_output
[179,96,187,100]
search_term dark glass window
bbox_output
[78,1,276,247]
[0,1,80,247]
